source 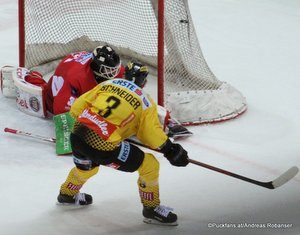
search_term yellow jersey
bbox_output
[70,79,168,149]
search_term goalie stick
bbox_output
[4,127,56,143]
[4,127,299,189]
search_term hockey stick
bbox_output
[4,127,299,189]
[125,138,299,190]
[4,127,56,143]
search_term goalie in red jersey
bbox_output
[45,45,125,115]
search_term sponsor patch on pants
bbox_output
[117,141,130,162]
[105,163,120,169]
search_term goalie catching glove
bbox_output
[160,139,189,167]
[1,66,48,118]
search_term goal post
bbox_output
[18,0,247,125]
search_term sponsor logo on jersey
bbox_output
[80,109,109,136]
[117,141,130,162]
[78,109,117,140]
[112,79,137,91]
[142,97,150,108]
[135,88,142,96]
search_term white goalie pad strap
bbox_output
[13,67,47,118]
[165,83,247,125]
[1,66,17,98]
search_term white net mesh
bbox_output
[163,0,221,92]
[21,0,246,124]
[24,0,159,69]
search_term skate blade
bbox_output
[171,134,193,140]
[169,131,193,139]
[56,202,91,208]
[143,217,178,226]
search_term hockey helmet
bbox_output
[90,45,121,81]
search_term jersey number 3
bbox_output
[100,96,121,118]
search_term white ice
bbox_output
[0,1,299,235]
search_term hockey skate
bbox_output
[167,122,193,139]
[57,192,93,205]
[143,205,178,226]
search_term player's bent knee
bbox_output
[76,166,99,178]
[138,153,160,178]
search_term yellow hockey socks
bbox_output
[137,153,160,208]
[60,166,99,196]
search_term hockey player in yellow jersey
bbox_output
[57,61,189,226]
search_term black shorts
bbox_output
[70,133,144,172]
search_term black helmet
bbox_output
[124,61,149,88]
[90,45,121,82]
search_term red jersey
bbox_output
[45,51,124,115]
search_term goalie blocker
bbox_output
[0,66,48,118]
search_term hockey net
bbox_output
[19,0,247,124]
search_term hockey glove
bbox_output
[160,139,189,167]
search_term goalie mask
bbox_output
[124,61,149,88]
[90,45,121,82]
